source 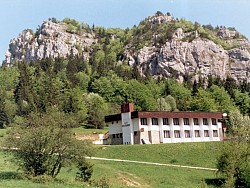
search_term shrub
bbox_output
[4,109,93,178]
[91,177,111,188]
[76,161,93,182]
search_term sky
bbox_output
[1,0,250,62]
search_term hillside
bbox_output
[4,12,250,83]
[0,141,224,187]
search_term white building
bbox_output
[105,103,227,145]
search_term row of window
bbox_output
[141,118,217,126]
[112,133,123,139]
[163,130,218,138]
[111,130,219,139]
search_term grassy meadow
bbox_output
[0,128,225,187]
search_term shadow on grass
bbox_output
[0,172,22,180]
[205,178,225,187]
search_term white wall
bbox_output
[121,112,134,144]
[108,115,223,145]
[108,120,122,134]
[138,117,223,144]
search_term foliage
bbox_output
[233,90,250,115]
[4,109,93,178]
[0,91,9,128]
[157,95,177,111]
[76,161,93,182]
[84,93,108,129]
[208,85,236,112]
[164,80,192,111]
[217,110,250,187]
[14,63,36,116]
[126,79,156,110]
[90,176,111,188]
[191,89,219,112]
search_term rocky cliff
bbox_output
[123,13,250,83]
[124,32,250,82]
[5,13,250,83]
[5,20,96,65]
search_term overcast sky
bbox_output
[1,0,250,62]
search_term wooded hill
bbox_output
[1,12,250,129]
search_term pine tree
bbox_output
[14,63,36,116]
[224,76,237,98]
[192,80,199,96]
[0,91,8,128]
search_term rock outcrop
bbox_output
[5,21,96,65]
[122,14,250,83]
[124,38,250,83]
[4,14,250,83]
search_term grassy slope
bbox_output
[0,127,225,187]
[91,160,220,188]
[0,152,84,188]
[89,142,224,187]
[94,142,223,168]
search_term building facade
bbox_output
[105,103,227,145]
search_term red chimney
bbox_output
[121,103,134,113]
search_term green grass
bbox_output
[90,160,222,188]
[0,128,8,145]
[89,142,225,187]
[94,142,223,168]
[0,152,85,188]
[71,126,109,135]
[0,127,225,187]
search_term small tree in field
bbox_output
[4,109,93,178]
[217,110,250,187]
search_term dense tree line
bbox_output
[1,55,250,130]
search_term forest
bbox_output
[0,52,250,130]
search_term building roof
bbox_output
[105,111,224,123]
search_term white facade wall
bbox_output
[121,112,134,144]
[108,120,122,134]
[108,115,223,145]
[138,117,222,144]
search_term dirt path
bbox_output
[86,156,218,171]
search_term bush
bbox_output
[76,161,93,182]
[91,177,111,188]
[4,109,93,178]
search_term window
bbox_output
[204,130,209,137]
[164,130,170,138]
[173,118,179,125]
[195,130,200,137]
[116,134,120,138]
[193,118,199,125]
[140,118,147,125]
[152,118,158,125]
[212,118,217,125]
[134,131,138,136]
[213,130,218,137]
[203,118,208,125]
[174,130,181,138]
[184,130,191,138]
[184,118,189,125]
[112,134,115,138]
[120,133,123,138]
[163,118,169,125]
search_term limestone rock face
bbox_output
[217,27,237,39]
[147,12,173,25]
[5,21,96,65]
[5,15,250,83]
[124,38,250,83]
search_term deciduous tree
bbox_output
[4,109,93,178]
